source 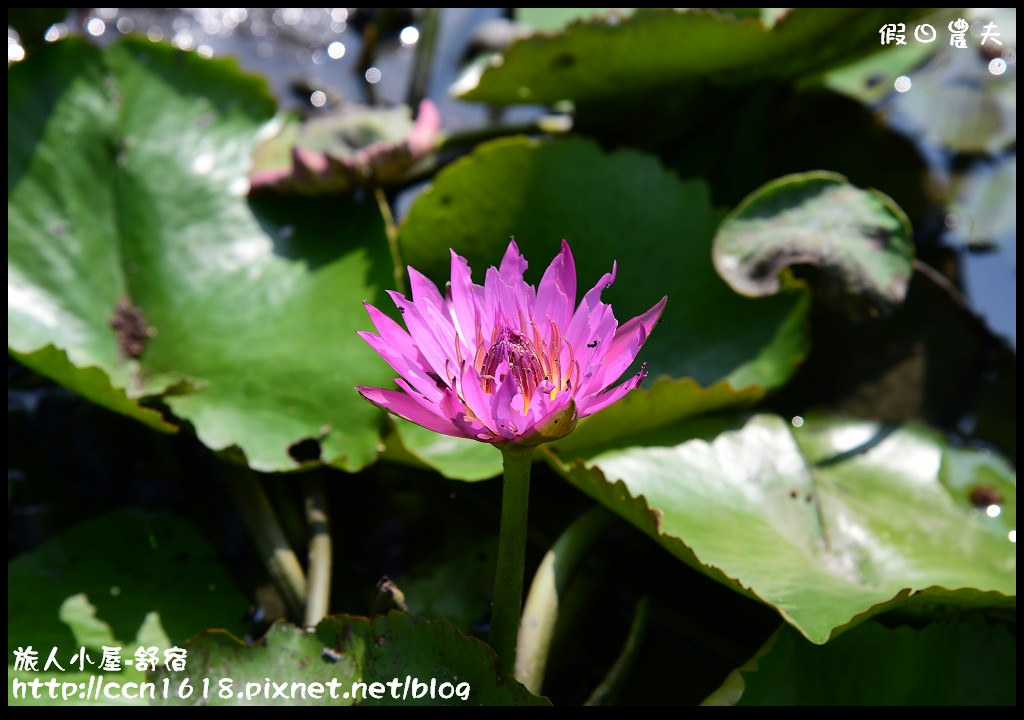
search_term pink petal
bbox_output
[489,360,522,440]
[357,330,444,403]
[565,261,617,350]
[498,239,528,285]
[357,386,466,437]
[364,301,419,361]
[386,290,455,381]
[578,363,648,417]
[614,296,668,355]
[448,249,482,349]
[536,239,577,331]
[408,266,449,320]
[457,362,498,434]
[582,296,667,396]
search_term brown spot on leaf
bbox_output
[651,507,665,532]
[376,634,388,647]
[110,298,150,358]
[969,486,1002,508]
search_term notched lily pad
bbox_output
[713,172,914,318]
[8,38,397,472]
[554,413,1015,644]
[250,99,440,194]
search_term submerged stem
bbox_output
[490,446,534,676]
[302,475,332,629]
[223,466,307,620]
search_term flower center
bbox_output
[475,320,576,413]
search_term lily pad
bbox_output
[553,413,1015,643]
[158,614,549,706]
[457,8,933,106]
[706,617,1016,705]
[712,172,914,317]
[8,38,397,472]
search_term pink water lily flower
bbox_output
[357,240,667,445]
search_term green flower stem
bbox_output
[490,446,534,676]
[302,475,332,629]
[223,465,307,620]
[374,187,406,295]
[515,506,614,694]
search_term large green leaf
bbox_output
[713,172,914,317]
[8,38,396,472]
[457,8,932,106]
[157,614,549,706]
[706,617,1016,705]
[396,136,806,476]
[552,413,1016,643]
